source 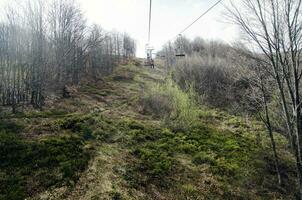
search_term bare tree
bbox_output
[0,0,136,112]
[227,0,302,197]
[48,0,86,91]
[247,59,282,185]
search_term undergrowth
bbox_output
[0,64,297,200]
[123,120,250,197]
[122,68,296,199]
[122,116,295,199]
[0,117,92,200]
[140,77,199,129]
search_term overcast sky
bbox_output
[0,0,240,58]
[79,0,239,57]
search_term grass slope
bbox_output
[0,62,297,200]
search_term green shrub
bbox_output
[124,119,146,130]
[110,191,123,200]
[0,121,23,133]
[60,161,73,179]
[133,147,173,178]
[1,110,67,119]
[212,158,240,176]
[140,77,199,128]
[125,118,258,193]
[193,152,217,165]
[181,184,199,199]
[179,143,198,154]
[0,131,90,199]
[49,114,95,140]
[140,92,173,117]
[79,124,94,140]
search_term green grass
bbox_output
[125,121,252,178]
[1,110,68,119]
[0,64,297,200]
[80,85,113,97]
[0,120,24,133]
[121,117,296,199]
[0,118,91,200]
[107,66,296,199]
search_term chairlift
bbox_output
[145,44,155,65]
[175,34,186,57]
[157,54,166,58]
[175,53,186,57]
[144,58,152,66]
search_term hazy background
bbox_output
[80,0,239,57]
[0,0,239,57]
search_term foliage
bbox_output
[124,119,244,190]
[140,77,199,129]
[0,130,90,200]
[120,113,296,199]
[0,63,297,200]
[192,151,217,165]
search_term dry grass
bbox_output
[4,62,295,200]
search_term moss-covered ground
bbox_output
[0,61,297,200]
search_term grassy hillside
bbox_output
[0,62,297,200]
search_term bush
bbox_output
[193,152,216,165]
[49,114,95,140]
[0,121,23,133]
[140,92,173,117]
[0,131,90,199]
[212,158,240,176]
[79,124,94,140]
[173,53,249,110]
[133,147,173,178]
[140,77,199,128]
[181,184,199,199]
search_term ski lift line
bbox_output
[145,0,154,65]
[168,0,223,58]
[148,0,152,44]
[147,0,223,58]
[173,0,224,40]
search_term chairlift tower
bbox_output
[145,0,154,64]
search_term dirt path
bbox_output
[65,143,129,200]
[30,64,162,200]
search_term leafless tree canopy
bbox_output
[0,0,136,112]
[226,0,302,197]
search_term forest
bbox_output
[1,0,302,199]
[0,0,136,113]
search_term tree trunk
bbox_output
[262,82,282,185]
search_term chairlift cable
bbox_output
[148,0,152,44]
[174,0,223,39]
[147,0,223,57]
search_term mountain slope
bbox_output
[1,61,296,200]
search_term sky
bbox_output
[0,0,240,58]
[79,0,239,58]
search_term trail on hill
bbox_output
[29,63,296,200]
[31,65,164,200]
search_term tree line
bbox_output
[159,0,302,198]
[0,0,136,113]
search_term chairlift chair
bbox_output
[175,47,186,57]
[145,44,155,66]
[157,54,166,58]
[175,53,186,57]
[175,34,186,57]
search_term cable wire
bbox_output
[148,0,152,44]
[176,0,223,38]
